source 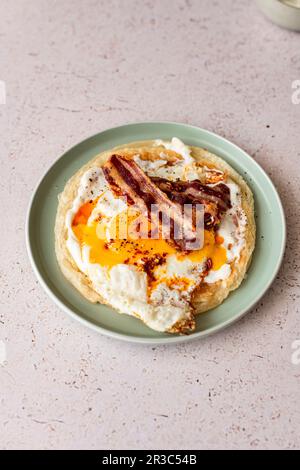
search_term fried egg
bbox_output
[64,138,247,333]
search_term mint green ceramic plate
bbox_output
[26,122,286,344]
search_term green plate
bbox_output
[26,122,286,344]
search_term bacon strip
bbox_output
[150,177,231,228]
[102,155,198,250]
[151,178,231,210]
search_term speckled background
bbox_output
[1,0,300,450]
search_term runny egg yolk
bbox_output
[72,198,99,226]
[72,205,227,271]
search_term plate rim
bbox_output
[25,121,286,344]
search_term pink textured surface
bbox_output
[1,0,300,450]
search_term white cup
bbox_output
[256,0,300,31]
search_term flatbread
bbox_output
[55,140,255,322]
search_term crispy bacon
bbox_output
[151,177,231,210]
[150,177,231,228]
[102,155,199,250]
[103,155,232,250]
